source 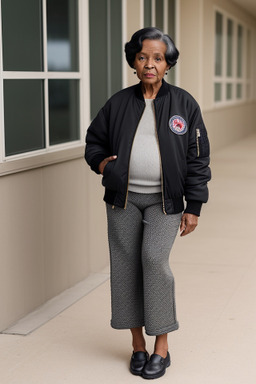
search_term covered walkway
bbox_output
[1,134,256,383]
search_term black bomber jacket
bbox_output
[85,80,211,216]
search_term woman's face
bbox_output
[133,39,170,86]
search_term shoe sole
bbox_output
[142,361,171,380]
[130,369,143,376]
[130,365,146,376]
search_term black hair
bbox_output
[125,27,179,69]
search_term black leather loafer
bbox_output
[130,351,149,376]
[142,352,171,379]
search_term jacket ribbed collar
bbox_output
[134,79,169,101]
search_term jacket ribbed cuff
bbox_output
[90,154,107,174]
[184,200,202,217]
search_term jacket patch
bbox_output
[169,115,187,135]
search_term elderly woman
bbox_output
[85,27,210,380]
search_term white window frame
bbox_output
[213,7,254,107]
[0,0,90,176]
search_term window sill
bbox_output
[203,98,256,113]
[0,145,85,176]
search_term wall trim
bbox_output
[1,269,110,335]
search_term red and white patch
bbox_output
[169,115,187,135]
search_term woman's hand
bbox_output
[180,213,198,237]
[99,155,117,175]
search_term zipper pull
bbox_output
[196,128,200,157]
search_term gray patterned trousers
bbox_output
[106,191,182,336]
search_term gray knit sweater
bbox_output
[128,99,161,194]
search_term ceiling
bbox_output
[232,0,256,18]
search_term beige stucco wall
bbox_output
[87,171,109,273]
[204,101,256,151]
[0,158,108,331]
[179,0,204,102]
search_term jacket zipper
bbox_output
[153,102,167,215]
[124,106,146,209]
[196,128,200,157]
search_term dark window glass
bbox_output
[144,0,152,27]
[1,0,43,71]
[168,0,175,37]
[246,83,251,99]
[4,80,45,156]
[167,0,176,85]
[49,80,80,145]
[236,83,242,99]
[109,0,122,97]
[214,83,222,102]
[215,12,223,76]
[237,25,243,78]
[155,0,164,31]
[47,0,79,71]
[247,30,251,79]
[89,0,108,119]
[226,83,232,100]
[227,19,233,77]
[89,0,122,120]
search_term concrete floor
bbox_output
[1,134,256,383]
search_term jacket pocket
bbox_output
[196,126,210,158]
[102,160,119,190]
[103,160,114,178]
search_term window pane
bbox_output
[4,80,45,156]
[167,0,176,85]
[89,0,122,120]
[49,80,80,145]
[110,0,122,97]
[247,30,251,79]
[236,83,242,99]
[215,12,223,76]
[168,0,176,38]
[155,0,164,31]
[144,0,152,27]
[214,83,222,102]
[246,84,251,99]
[237,25,243,78]
[1,0,43,71]
[47,0,79,71]
[227,19,233,77]
[226,83,232,100]
[89,0,108,119]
